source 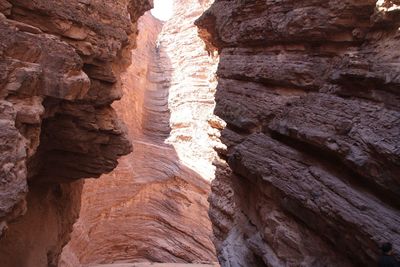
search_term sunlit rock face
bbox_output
[196,0,400,266]
[0,0,152,266]
[163,0,221,181]
[60,1,219,265]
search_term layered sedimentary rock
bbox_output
[196,0,400,266]
[163,0,221,181]
[60,1,219,265]
[0,0,152,266]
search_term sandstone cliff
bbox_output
[0,0,152,266]
[60,1,219,265]
[196,0,400,266]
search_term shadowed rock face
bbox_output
[196,0,400,266]
[0,0,152,266]
[60,1,219,265]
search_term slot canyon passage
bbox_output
[0,0,400,267]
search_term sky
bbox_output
[151,0,174,21]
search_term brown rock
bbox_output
[0,181,83,267]
[0,0,152,266]
[196,0,400,266]
[60,2,219,265]
[269,93,400,202]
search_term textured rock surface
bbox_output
[0,0,151,266]
[163,0,220,181]
[60,2,219,265]
[196,0,400,266]
[0,181,83,267]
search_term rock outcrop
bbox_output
[196,0,400,266]
[163,0,221,181]
[0,0,152,266]
[60,1,219,265]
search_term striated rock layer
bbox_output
[196,0,400,266]
[60,1,219,265]
[0,0,152,266]
[163,0,221,181]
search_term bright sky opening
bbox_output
[151,0,174,21]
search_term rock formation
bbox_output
[0,0,152,266]
[60,1,219,265]
[162,0,221,182]
[196,0,400,266]
[2,0,399,266]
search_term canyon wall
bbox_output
[196,0,400,266]
[60,1,220,265]
[163,0,221,181]
[0,0,152,266]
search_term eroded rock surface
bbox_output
[163,0,221,181]
[196,0,400,266]
[60,1,219,265]
[0,0,152,266]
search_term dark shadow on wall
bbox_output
[0,181,83,267]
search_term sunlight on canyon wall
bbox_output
[60,1,220,266]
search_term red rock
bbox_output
[0,0,152,266]
[60,1,219,265]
